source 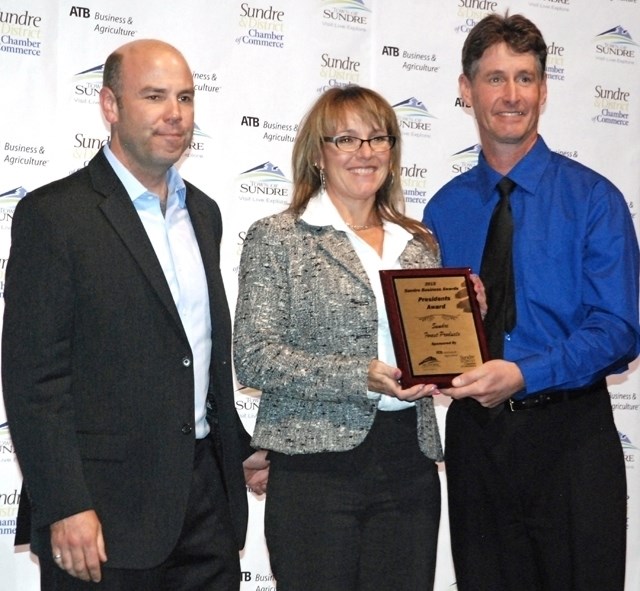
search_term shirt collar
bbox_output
[103,144,187,207]
[300,189,349,230]
[477,135,552,202]
[300,190,411,239]
[299,190,413,261]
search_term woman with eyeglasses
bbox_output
[234,86,449,590]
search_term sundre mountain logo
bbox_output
[393,97,436,138]
[238,162,291,207]
[73,63,104,104]
[322,0,370,32]
[0,187,26,211]
[0,419,16,462]
[186,123,210,159]
[0,421,10,436]
[193,123,209,139]
[450,144,481,175]
[324,0,369,10]
[394,97,435,119]
[240,162,288,184]
[594,25,637,63]
[620,431,637,451]
[621,431,637,468]
[74,63,104,84]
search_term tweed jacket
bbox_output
[233,209,444,461]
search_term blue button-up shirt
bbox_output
[103,145,212,436]
[423,136,640,398]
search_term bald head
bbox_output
[99,38,195,190]
[103,39,191,101]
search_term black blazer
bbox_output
[2,150,249,568]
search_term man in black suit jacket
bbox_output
[2,39,268,590]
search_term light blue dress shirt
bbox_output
[423,136,640,398]
[103,145,212,437]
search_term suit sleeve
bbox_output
[2,195,94,529]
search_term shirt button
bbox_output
[182,357,191,367]
[181,423,193,435]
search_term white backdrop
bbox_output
[1,1,639,589]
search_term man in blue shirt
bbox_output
[423,13,640,591]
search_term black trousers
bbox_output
[40,436,241,591]
[264,407,441,591]
[445,386,626,591]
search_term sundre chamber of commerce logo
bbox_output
[236,3,286,49]
[592,83,631,127]
[0,487,20,538]
[73,63,104,104]
[393,98,436,138]
[322,0,370,32]
[545,40,566,82]
[450,144,481,175]
[594,25,638,64]
[318,51,361,92]
[237,162,291,207]
[401,163,429,205]
[0,8,43,57]
[71,132,109,171]
[455,0,497,34]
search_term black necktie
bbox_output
[480,177,516,360]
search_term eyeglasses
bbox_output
[323,135,396,152]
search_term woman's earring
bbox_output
[319,168,326,190]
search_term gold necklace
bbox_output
[346,221,383,231]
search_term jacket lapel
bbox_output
[89,151,184,332]
[312,225,372,289]
[399,238,438,269]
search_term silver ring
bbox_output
[53,554,62,561]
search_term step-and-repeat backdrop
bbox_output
[1,1,639,589]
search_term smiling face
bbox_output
[460,41,547,160]
[100,40,195,187]
[319,111,392,210]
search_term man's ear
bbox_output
[100,86,119,124]
[459,73,473,107]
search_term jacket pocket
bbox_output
[76,432,129,462]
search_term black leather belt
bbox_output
[507,380,606,412]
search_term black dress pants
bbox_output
[39,435,241,591]
[264,407,441,591]
[445,386,626,591]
